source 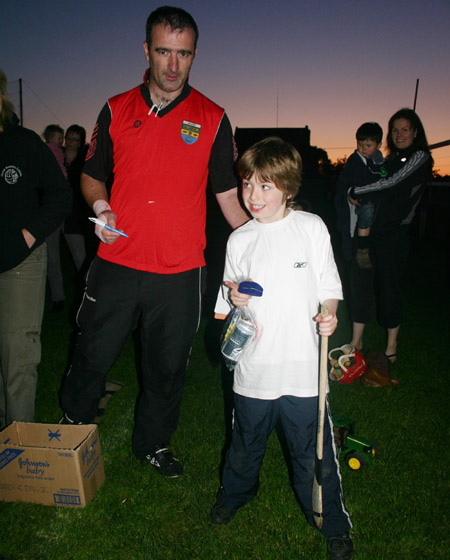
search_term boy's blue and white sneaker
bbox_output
[141,446,183,478]
[327,533,353,560]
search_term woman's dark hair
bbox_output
[66,124,86,146]
[387,108,429,154]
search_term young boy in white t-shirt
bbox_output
[211,137,353,560]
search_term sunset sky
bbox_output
[2,0,450,173]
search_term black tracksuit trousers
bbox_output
[60,257,205,458]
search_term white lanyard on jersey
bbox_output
[148,102,163,117]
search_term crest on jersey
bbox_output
[181,120,201,145]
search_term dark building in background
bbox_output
[234,126,333,216]
[235,126,321,177]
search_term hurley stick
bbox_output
[312,304,329,529]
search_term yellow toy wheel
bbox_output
[346,452,366,471]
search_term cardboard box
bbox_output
[0,422,105,507]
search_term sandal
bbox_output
[385,353,397,364]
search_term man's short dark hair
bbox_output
[146,6,199,48]
[356,122,383,144]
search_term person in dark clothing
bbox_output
[348,108,433,362]
[64,125,90,240]
[64,125,95,262]
[0,69,72,428]
[46,125,91,311]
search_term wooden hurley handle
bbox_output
[312,303,330,529]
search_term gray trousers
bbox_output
[0,244,47,428]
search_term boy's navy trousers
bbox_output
[217,394,352,537]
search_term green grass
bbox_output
[1,237,449,559]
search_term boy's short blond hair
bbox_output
[237,137,302,205]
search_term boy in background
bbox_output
[211,137,353,560]
[335,122,385,268]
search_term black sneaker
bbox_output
[210,502,237,525]
[59,413,84,425]
[141,446,183,478]
[327,534,353,560]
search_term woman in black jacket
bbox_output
[348,108,433,362]
[0,69,71,428]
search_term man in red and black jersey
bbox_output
[60,6,248,477]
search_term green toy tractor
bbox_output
[332,414,377,471]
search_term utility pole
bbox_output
[19,78,23,125]
[276,88,279,128]
[413,79,419,111]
